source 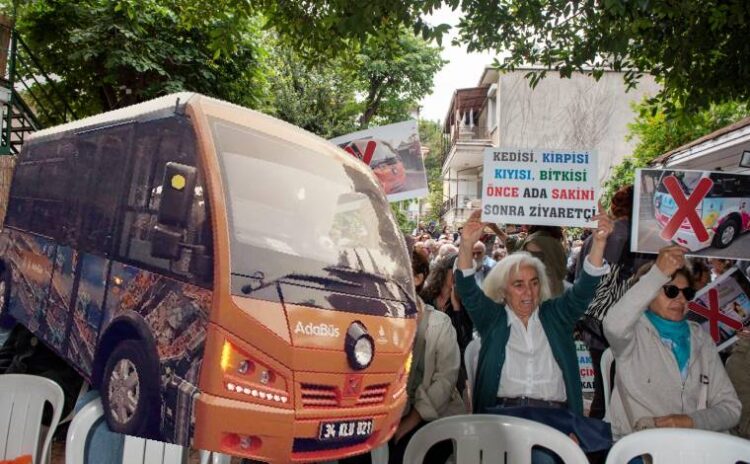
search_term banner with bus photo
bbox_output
[687,267,750,351]
[632,169,750,259]
[330,120,428,202]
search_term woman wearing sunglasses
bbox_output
[603,245,740,439]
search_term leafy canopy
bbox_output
[603,100,750,200]
[455,0,750,113]
[178,0,750,114]
[9,0,268,117]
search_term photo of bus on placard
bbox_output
[687,267,750,351]
[0,93,417,463]
[633,168,750,259]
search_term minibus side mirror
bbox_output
[151,223,182,259]
[157,162,197,228]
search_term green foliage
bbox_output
[603,100,750,201]
[264,37,360,139]
[264,28,444,137]
[455,0,750,113]
[390,201,415,234]
[11,0,268,117]
[175,0,750,115]
[356,29,446,128]
[418,119,446,223]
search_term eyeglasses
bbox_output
[662,284,696,301]
[472,251,483,257]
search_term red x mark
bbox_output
[343,140,377,166]
[659,175,713,243]
[688,288,743,342]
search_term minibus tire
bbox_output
[712,218,739,249]
[101,339,161,439]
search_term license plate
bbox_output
[318,419,373,441]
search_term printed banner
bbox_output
[480,148,599,227]
[687,267,750,351]
[330,120,428,202]
[632,168,750,259]
[576,340,595,393]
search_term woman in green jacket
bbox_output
[455,209,612,416]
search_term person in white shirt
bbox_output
[454,209,612,415]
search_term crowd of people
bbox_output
[388,185,749,463]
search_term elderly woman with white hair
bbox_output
[455,209,613,416]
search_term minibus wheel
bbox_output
[713,218,739,249]
[101,339,161,439]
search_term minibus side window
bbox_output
[5,162,38,230]
[5,139,76,239]
[116,117,212,287]
[77,126,132,255]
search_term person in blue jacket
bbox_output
[454,208,612,416]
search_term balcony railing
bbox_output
[439,194,480,217]
[442,124,492,167]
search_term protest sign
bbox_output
[480,148,598,227]
[576,340,595,393]
[687,267,750,351]
[330,120,428,202]
[632,168,750,259]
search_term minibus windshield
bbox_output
[211,118,415,309]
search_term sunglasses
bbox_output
[662,284,696,301]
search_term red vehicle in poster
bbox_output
[339,138,407,194]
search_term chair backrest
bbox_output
[0,373,64,464]
[464,338,481,392]
[601,348,614,422]
[403,414,589,464]
[67,397,232,464]
[605,428,750,463]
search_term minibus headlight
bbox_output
[345,321,374,370]
[354,337,373,367]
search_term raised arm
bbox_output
[550,203,614,327]
[455,210,504,336]
[603,246,686,355]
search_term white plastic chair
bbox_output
[0,373,65,464]
[601,347,614,422]
[66,398,231,464]
[605,428,750,463]
[403,414,589,464]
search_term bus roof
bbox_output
[28,93,374,183]
[30,92,198,141]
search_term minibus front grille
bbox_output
[300,382,389,408]
[300,383,339,407]
[355,383,388,406]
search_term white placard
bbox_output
[481,148,599,227]
[576,341,595,393]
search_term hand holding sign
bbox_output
[461,209,486,245]
[586,201,613,268]
[458,209,486,271]
[592,201,614,243]
[655,245,688,276]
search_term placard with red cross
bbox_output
[632,168,750,258]
[687,267,750,350]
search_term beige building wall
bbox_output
[484,69,661,185]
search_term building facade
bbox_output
[440,67,660,227]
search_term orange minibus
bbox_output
[0,93,417,462]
